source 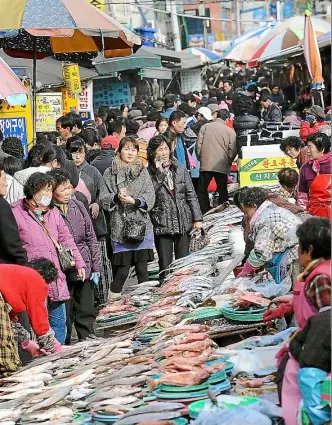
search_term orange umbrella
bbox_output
[303,13,324,89]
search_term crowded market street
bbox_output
[0,0,330,424]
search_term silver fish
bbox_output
[23,406,73,421]
[25,386,72,413]
[114,411,182,425]
[120,402,185,418]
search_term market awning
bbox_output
[142,46,202,69]
[0,50,97,87]
[93,48,162,75]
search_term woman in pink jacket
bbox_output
[11,172,86,344]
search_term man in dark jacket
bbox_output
[168,111,191,171]
[234,96,260,133]
[91,137,116,176]
[0,166,27,265]
[260,91,282,123]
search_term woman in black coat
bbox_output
[147,135,203,278]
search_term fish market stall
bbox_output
[1,204,328,425]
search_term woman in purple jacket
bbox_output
[49,169,101,343]
[11,173,85,344]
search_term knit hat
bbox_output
[207,104,219,114]
[197,107,212,121]
[83,120,97,130]
[128,109,145,120]
[101,135,118,149]
[153,100,164,110]
[308,105,325,119]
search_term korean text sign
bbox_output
[239,156,297,187]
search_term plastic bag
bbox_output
[236,275,291,299]
[233,350,263,374]
[257,327,297,347]
[191,400,282,425]
[298,368,330,425]
[191,406,272,425]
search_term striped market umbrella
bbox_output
[224,23,275,62]
[183,47,223,64]
[248,16,330,67]
[0,0,141,138]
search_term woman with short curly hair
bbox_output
[11,172,86,344]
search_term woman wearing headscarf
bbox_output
[237,187,301,283]
[297,133,331,219]
[147,135,202,278]
[49,169,101,343]
[101,136,155,301]
[11,172,86,344]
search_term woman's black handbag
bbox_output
[123,209,146,245]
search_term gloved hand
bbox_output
[237,260,260,277]
[51,339,64,354]
[21,340,44,357]
[263,303,294,324]
[91,272,100,287]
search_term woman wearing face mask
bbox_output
[49,169,101,343]
[66,136,111,305]
[101,137,155,301]
[11,172,86,344]
[298,133,331,219]
[147,136,202,279]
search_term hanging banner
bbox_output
[87,0,106,12]
[239,156,297,187]
[61,88,78,115]
[180,69,202,93]
[36,93,63,133]
[62,64,82,94]
[93,80,131,109]
[79,80,94,122]
[0,80,32,157]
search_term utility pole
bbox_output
[276,1,282,22]
[199,0,208,48]
[170,0,182,51]
[234,0,241,38]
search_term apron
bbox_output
[267,250,290,284]
[279,260,331,425]
[308,173,331,220]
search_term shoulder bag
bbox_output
[40,221,75,272]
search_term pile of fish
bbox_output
[2,205,281,425]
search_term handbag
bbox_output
[189,228,210,252]
[123,210,146,245]
[40,222,75,272]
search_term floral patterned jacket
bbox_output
[248,200,301,268]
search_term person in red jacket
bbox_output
[300,105,329,142]
[0,258,63,358]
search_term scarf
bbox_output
[53,200,69,215]
[111,154,144,178]
[25,199,49,218]
[309,152,331,174]
[297,258,325,282]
